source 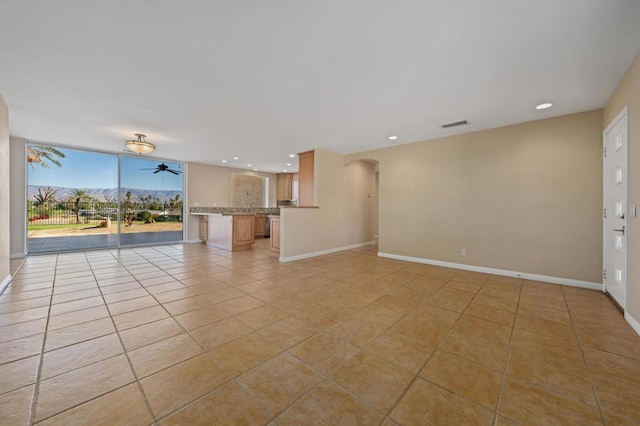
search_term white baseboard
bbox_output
[0,274,12,295]
[185,239,205,244]
[625,312,640,336]
[377,252,602,291]
[10,252,25,259]
[280,241,375,263]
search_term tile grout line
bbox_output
[491,277,524,425]
[380,272,493,424]
[85,250,159,426]
[111,245,278,424]
[27,254,59,426]
[561,287,607,425]
[140,245,373,423]
[26,257,135,423]
[420,274,509,415]
[281,348,390,423]
[151,243,283,424]
[101,246,236,417]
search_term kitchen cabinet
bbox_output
[277,173,293,201]
[292,173,299,201]
[270,217,280,258]
[206,214,255,251]
[298,150,314,206]
[254,214,266,238]
[198,216,208,242]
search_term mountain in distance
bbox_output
[28,185,182,203]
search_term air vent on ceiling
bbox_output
[441,120,468,129]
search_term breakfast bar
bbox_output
[190,207,279,251]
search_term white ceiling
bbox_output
[1,0,640,173]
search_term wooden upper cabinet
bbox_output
[276,173,293,201]
[298,150,314,206]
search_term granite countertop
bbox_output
[190,207,280,215]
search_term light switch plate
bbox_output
[631,204,637,218]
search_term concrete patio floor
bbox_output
[27,231,184,254]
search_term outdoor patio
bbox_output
[27,231,184,253]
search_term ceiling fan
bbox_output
[141,162,182,175]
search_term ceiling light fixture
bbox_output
[253,168,258,171]
[233,156,239,160]
[222,160,227,163]
[286,163,292,166]
[125,133,155,155]
[536,102,553,110]
[289,154,295,158]
[388,135,398,141]
[247,164,252,167]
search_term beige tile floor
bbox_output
[1,239,639,425]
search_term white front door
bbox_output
[603,107,629,309]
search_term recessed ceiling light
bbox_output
[536,102,553,110]
[286,163,292,166]
[388,135,398,140]
[283,169,288,172]
[289,154,295,158]
[247,164,252,167]
[253,168,258,171]
[221,160,227,163]
[233,156,239,160]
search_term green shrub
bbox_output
[136,211,152,221]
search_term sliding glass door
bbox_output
[26,143,184,253]
[27,146,119,253]
[119,157,184,246]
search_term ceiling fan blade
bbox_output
[153,170,161,173]
[167,170,180,175]
[140,168,157,170]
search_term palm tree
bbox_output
[27,145,66,170]
[124,191,132,220]
[33,186,58,206]
[171,194,181,212]
[70,189,92,224]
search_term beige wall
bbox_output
[347,110,603,283]
[10,137,26,256]
[0,95,10,282]
[280,150,376,259]
[185,162,277,241]
[604,52,640,320]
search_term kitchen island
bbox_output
[190,207,279,251]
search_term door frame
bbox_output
[602,105,629,310]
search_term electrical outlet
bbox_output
[461,249,467,257]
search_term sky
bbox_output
[27,146,184,191]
